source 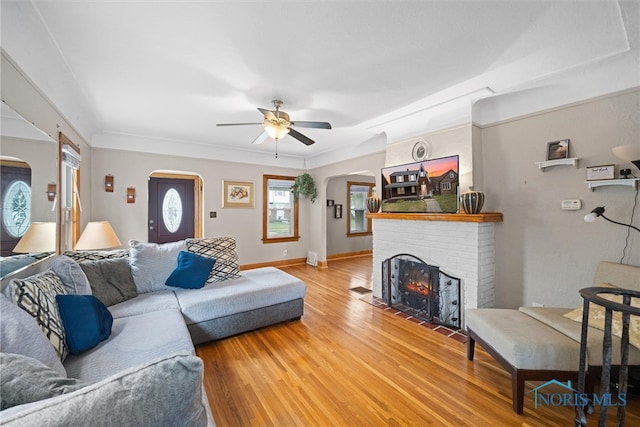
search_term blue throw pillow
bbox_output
[165,251,216,289]
[55,295,113,355]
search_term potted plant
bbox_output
[292,173,317,203]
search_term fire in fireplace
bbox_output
[382,254,461,329]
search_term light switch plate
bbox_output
[561,199,581,210]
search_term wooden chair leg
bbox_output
[467,336,475,361]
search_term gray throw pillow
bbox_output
[0,294,66,377]
[79,258,137,307]
[0,353,87,410]
[49,256,91,295]
[128,240,187,293]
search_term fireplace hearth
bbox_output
[382,254,461,329]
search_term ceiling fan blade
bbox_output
[288,128,315,146]
[251,130,269,145]
[257,108,276,121]
[290,121,332,129]
[216,123,263,127]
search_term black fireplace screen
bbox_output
[382,254,461,329]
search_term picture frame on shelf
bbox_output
[334,204,343,218]
[546,139,570,161]
[586,165,615,181]
[222,180,254,208]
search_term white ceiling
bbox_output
[1,0,638,168]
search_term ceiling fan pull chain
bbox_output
[275,139,278,158]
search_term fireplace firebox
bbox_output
[382,254,461,329]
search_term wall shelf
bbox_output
[535,157,579,171]
[585,178,639,191]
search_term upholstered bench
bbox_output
[465,308,583,414]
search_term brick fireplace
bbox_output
[368,212,502,327]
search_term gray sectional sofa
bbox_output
[0,237,307,426]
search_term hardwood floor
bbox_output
[196,255,639,426]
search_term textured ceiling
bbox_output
[1,1,638,167]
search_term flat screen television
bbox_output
[381,155,459,213]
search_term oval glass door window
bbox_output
[162,188,183,233]
[2,180,32,238]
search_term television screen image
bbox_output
[381,155,459,213]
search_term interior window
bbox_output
[348,182,375,236]
[262,175,299,243]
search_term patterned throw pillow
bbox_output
[62,249,129,263]
[186,237,241,283]
[10,271,69,361]
[563,282,640,350]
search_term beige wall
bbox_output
[326,175,375,256]
[480,89,640,308]
[1,53,92,251]
[307,151,386,262]
[89,148,309,265]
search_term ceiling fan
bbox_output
[216,100,331,146]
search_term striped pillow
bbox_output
[10,271,69,361]
[186,237,241,283]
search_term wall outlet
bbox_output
[282,249,288,256]
[561,200,581,210]
[209,211,217,218]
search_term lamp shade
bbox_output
[612,144,640,170]
[74,221,122,250]
[13,222,56,253]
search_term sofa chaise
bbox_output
[466,261,640,414]
[0,237,307,426]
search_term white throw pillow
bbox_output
[128,240,187,293]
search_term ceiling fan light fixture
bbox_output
[265,123,290,140]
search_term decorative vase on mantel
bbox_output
[366,194,381,213]
[459,187,485,214]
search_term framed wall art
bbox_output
[222,180,254,208]
[586,165,615,181]
[546,139,570,161]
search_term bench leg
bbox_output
[513,370,525,414]
[467,335,475,361]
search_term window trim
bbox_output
[347,181,375,237]
[262,174,299,244]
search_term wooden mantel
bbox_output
[367,212,503,223]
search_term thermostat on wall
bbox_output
[561,199,581,210]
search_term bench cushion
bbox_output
[466,308,581,371]
[518,306,640,366]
